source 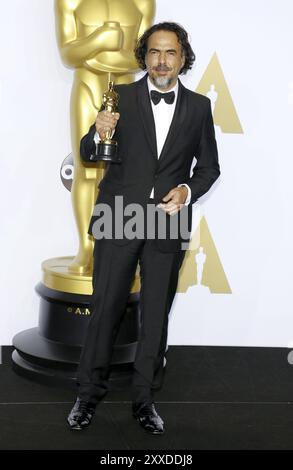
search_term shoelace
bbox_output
[77,400,94,414]
[140,402,156,416]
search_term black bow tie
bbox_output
[150,90,175,105]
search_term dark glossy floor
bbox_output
[1,346,293,450]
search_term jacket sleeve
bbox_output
[186,99,220,204]
[79,103,106,162]
[79,123,97,162]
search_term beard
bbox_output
[151,75,173,89]
[147,65,174,90]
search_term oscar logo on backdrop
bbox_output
[12,0,155,386]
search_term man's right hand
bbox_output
[95,110,120,140]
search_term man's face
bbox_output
[145,30,185,91]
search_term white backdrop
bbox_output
[1,0,293,346]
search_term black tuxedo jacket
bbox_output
[80,73,220,252]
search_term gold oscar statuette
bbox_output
[91,79,121,164]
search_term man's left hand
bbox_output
[157,187,188,215]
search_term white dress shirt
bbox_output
[94,77,191,205]
[147,77,191,205]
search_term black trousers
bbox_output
[77,201,186,405]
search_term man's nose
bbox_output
[158,52,167,63]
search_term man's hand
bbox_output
[95,110,120,140]
[157,186,188,215]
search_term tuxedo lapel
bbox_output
[136,74,158,160]
[135,74,188,163]
[158,78,187,165]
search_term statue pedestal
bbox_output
[12,257,141,390]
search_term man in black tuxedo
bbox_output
[67,22,220,434]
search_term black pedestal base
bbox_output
[90,141,121,163]
[12,282,140,389]
[12,328,137,390]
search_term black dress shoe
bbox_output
[132,401,164,435]
[67,397,96,430]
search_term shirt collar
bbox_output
[147,75,179,100]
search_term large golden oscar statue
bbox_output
[12,0,155,386]
[55,0,155,276]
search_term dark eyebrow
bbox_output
[148,48,177,53]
